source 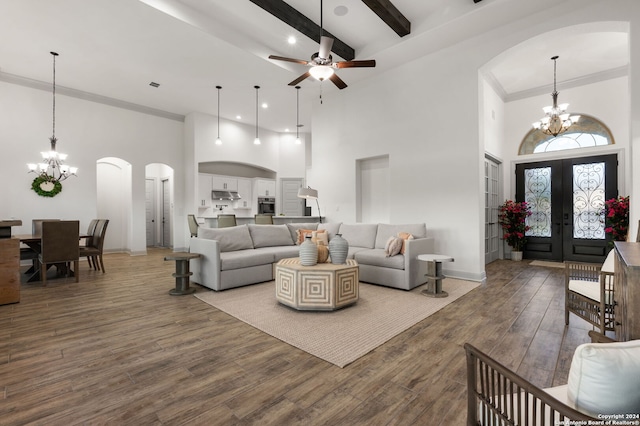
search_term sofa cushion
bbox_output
[197,225,254,252]
[374,224,427,249]
[286,223,318,243]
[355,249,405,270]
[339,224,378,248]
[318,222,341,240]
[567,339,640,416]
[248,224,294,248]
[219,249,274,271]
[257,246,301,262]
[398,232,415,254]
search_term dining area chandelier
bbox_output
[27,52,77,196]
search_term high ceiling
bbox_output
[0,0,629,133]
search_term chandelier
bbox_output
[532,55,580,137]
[27,52,78,188]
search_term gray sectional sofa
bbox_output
[189,222,434,291]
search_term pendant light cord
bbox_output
[295,86,300,139]
[255,86,259,139]
[51,51,58,145]
[216,85,221,139]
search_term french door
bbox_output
[515,154,618,263]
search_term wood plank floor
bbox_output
[0,249,596,425]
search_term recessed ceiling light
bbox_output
[236,115,241,120]
[334,5,348,16]
[287,35,296,44]
[285,128,290,132]
[262,103,268,109]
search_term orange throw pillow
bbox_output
[296,228,326,245]
[397,232,414,254]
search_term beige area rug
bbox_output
[530,260,565,268]
[194,278,480,368]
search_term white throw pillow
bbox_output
[567,339,640,416]
[384,236,403,257]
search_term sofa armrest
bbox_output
[404,237,435,267]
[189,237,222,291]
[404,237,435,288]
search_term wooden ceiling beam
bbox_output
[361,0,411,37]
[248,0,355,61]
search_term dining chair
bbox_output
[82,219,99,247]
[79,219,109,272]
[39,220,80,285]
[187,214,199,237]
[254,214,274,225]
[217,214,237,228]
[21,219,60,265]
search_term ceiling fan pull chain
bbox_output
[319,82,323,104]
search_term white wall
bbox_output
[309,1,640,281]
[184,111,307,217]
[0,81,184,254]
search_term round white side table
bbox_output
[417,254,454,298]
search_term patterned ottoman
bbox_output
[275,258,359,311]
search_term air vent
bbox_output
[149,82,160,88]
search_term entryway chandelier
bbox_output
[532,55,580,137]
[27,52,77,194]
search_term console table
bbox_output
[0,220,22,305]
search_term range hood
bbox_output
[211,190,242,201]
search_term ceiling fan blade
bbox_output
[269,55,309,66]
[288,72,311,86]
[329,73,347,90]
[335,59,377,69]
[318,36,334,61]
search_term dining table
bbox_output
[17,233,90,282]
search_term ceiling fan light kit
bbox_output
[268,1,376,90]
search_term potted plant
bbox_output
[498,200,532,261]
[603,195,630,248]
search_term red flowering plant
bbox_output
[498,200,532,251]
[603,195,629,245]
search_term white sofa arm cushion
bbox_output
[189,237,222,291]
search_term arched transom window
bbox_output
[519,114,614,155]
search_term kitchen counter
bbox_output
[200,216,322,228]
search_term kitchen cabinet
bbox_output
[212,176,237,191]
[235,178,252,210]
[198,174,212,208]
[255,179,276,197]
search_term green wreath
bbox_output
[31,175,63,197]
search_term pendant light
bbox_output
[254,85,261,145]
[215,85,222,145]
[295,86,301,144]
[532,56,580,137]
[27,51,78,192]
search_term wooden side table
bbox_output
[164,252,201,296]
[417,254,454,298]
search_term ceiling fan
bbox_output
[268,1,376,90]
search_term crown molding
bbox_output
[0,71,184,122]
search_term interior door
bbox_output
[281,178,304,216]
[162,178,171,247]
[516,154,618,263]
[484,157,501,264]
[145,178,156,246]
